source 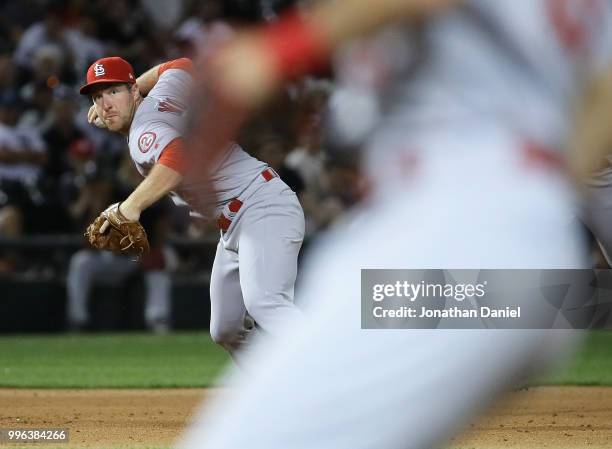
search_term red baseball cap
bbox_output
[79,57,136,95]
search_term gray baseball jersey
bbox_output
[128,65,267,214]
[128,61,305,362]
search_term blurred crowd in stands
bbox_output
[0,0,364,278]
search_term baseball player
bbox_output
[179,1,612,449]
[79,56,305,362]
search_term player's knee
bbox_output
[209,321,243,349]
[243,291,303,337]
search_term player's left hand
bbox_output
[85,203,150,257]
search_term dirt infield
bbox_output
[454,386,612,449]
[0,389,208,448]
[1,387,611,448]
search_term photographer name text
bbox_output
[372,305,521,319]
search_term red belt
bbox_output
[217,168,278,231]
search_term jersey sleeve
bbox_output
[130,120,181,170]
[131,59,194,175]
[148,59,194,107]
[158,58,195,76]
[157,137,187,174]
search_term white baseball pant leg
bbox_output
[180,126,586,449]
[209,178,305,361]
[209,240,252,355]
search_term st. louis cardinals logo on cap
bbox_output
[79,57,136,95]
[138,131,157,153]
[93,63,105,77]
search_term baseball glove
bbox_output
[85,203,150,257]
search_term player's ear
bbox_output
[130,83,140,100]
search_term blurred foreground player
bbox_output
[80,56,305,362]
[180,1,612,449]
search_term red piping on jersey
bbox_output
[158,58,195,76]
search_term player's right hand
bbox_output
[87,104,107,129]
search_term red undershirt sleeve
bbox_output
[157,58,195,76]
[157,137,187,174]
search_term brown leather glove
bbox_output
[85,203,150,257]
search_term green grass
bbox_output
[0,332,229,388]
[537,330,612,386]
[0,330,610,388]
